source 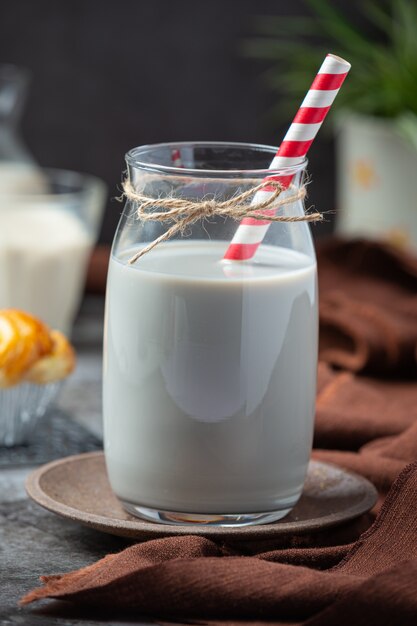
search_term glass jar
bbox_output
[104,142,318,526]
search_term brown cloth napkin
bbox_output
[317,238,417,375]
[23,238,417,624]
[19,463,417,625]
[85,245,111,294]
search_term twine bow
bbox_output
[122,178,321,264]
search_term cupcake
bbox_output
[0,309,75,446]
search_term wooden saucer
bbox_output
[26,451,377,541]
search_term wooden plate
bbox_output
[26,451,377,541]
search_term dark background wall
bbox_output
[0,0,338,243]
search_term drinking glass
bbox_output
[104,142,318,526]
[0,168,106,335]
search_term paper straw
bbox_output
[223,53,351,261]
[171,149,184,168]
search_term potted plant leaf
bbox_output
[244,0,417,250]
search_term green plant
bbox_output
[244,0,417,124]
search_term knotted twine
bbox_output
[122,178,322,264]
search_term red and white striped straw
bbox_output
[223,53,351,261]
[171,149,184,168]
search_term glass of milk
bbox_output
[104,142,318,526]
[0,167,106,335]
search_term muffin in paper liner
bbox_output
[0,309,76,447]
[0,380,64,447]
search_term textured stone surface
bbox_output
[0,298,153,624]
[0,484,131,624]
[0,411,101,468]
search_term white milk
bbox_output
[0,206,93,333]
[104,241,317,514]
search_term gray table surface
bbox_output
[0,298,153,625]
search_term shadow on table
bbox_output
[30,600,155,624]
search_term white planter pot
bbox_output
[335,113,417,251]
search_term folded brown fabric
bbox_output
[85,245,110,294]
[22,238,417,624]
[317,238,417,376]
[20,462,417,625]
[20,364,417,623]
[314,363,417,450]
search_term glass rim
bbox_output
[0,166,106,201]
[125,141,308,177]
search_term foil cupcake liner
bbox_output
[0,381,63,447]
